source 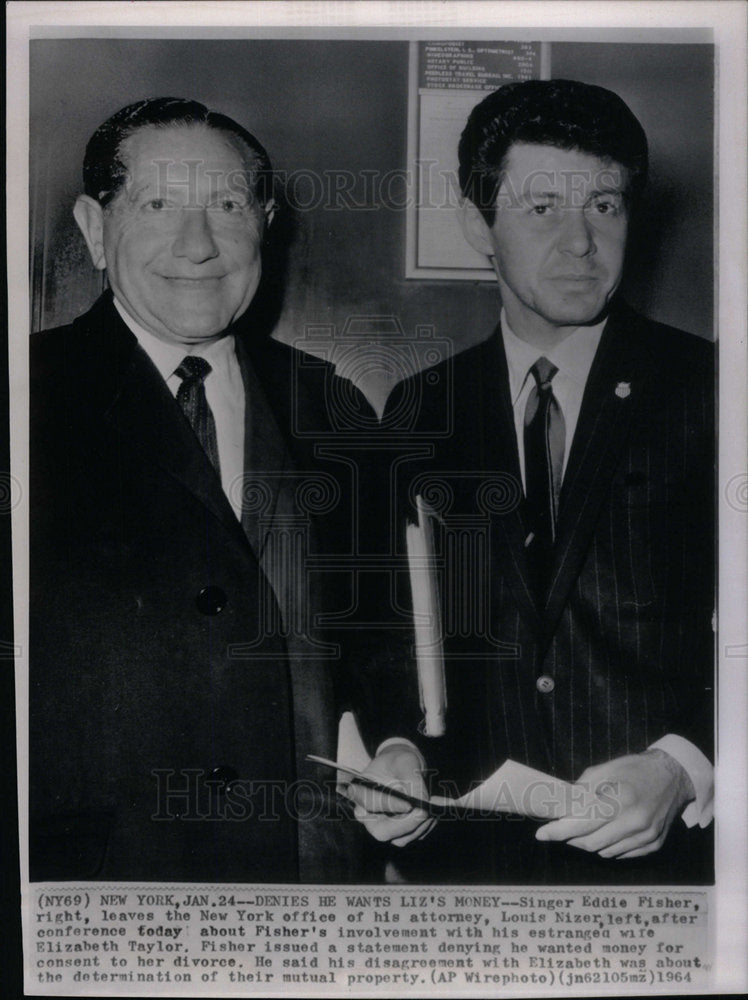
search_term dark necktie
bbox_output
[175,355,221,475]
[523,357,565,597]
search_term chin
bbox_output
[544,301,609,327]
[179,329,227,343]
[166,317,228,342]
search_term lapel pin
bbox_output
[615,381,631,399]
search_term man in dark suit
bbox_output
[30,97,364,882]
[348,80,714,883]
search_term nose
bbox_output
[172,208,219,263]
[557,209,596,257]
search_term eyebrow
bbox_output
[124,181,161,202]
[521,191,561,202]
[520,187,625,203]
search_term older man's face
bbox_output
[480,143,629,343]
[98,124,269,345]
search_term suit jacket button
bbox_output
[196,586,227,615]
[536,675,555,694]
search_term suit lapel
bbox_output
[475,331,544,633]
[542,305,651,640]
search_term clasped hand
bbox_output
[340,744,440,847]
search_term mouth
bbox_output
[159,275,226,285]
[550,274,599,283]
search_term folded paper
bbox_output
[406,494,447,737]
[333,714,578,821]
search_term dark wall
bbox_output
[30,38,713,411]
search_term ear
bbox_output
[456,197,496,258]
[73,195,107,271]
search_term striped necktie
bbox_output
[175,355,221,475]
[523,356,565,598]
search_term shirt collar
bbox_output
[500,307,607,406]
[114,297,237,381]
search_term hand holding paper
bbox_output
[319,713,585,848]
[535,750,695,858]
[333,749,582,846]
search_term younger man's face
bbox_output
[482,142,630,342]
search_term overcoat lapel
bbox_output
[236,337,333,651]
[237,336,348,879]
[98,304,251,555]
[236,337,290,560]
[542,305,650,642]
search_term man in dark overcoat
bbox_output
[30,97,364,882]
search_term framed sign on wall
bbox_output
[406,40,550,280]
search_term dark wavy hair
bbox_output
[82,97,273,208]
[458,79,648,226]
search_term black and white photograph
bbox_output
[5,1,747,996]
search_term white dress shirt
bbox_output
[114,298,245,521]
[500,309,604,487]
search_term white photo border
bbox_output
[6,2,747,997]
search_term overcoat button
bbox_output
[196,586,227,615]
[536,675,555,694]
